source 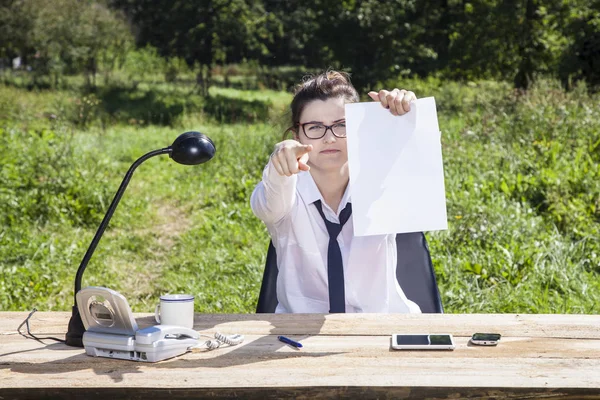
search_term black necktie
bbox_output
[314,200,352,313]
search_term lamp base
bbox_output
[65,305,85,347]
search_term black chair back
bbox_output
[394,232,443,313]
[256,241,280,314]
[256,232,443,313]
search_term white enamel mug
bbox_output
[154,294,195,329]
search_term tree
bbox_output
[113,0,281,95]
[111,0,598,92]
[260,0,440,91]
[316,0,438,90]
[0,0,132,88]
[559,0,600,91]
[444,0,571,88]
[0,0,37,65]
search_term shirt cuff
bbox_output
[263,159,297,188]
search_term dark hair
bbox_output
[285,70,359,138]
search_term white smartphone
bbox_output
[391,334,455,350]
[470,333,501,346]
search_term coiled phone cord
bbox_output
[191,332,244,351]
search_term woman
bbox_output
[250,70,419,313]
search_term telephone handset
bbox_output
[135,325,200,344]
[134,325,201,362]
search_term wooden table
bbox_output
[1,312,600,399]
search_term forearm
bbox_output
[250,160,297,225]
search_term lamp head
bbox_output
[170,131,216,165]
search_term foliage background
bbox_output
[0,0,599,314]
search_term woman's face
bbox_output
[295,97,348,173]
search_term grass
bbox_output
[1,75,599,314]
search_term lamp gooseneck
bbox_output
[66,131,215,347]
[72,147,170,300]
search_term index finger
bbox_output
[294,144,313,157]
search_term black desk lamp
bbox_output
[65,131,216,347]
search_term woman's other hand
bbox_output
[270,140,313,176]
[367,89,417,116]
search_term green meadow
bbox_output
[1,74,599,314]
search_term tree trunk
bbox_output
[438,0,451,70]
[205,65,212,96]
[514,0,537,90]
[196,65,211,97]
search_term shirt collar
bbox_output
[297,171,352,215]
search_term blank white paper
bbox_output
[345,97,448,236]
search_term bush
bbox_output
[559,6,600,92]
[121,46,166,84]
[97,86,203,125]
[414,78,600,312]
[379,75,512,114]
[256,66,321,92]
[203,94,271,123]
[0,126,111,227]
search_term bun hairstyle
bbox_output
[286,70,359,138]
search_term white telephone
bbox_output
[76,286,201,362]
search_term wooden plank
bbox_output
[2,334,600,390]
[2,312,600,339]
[2,387,600,400]
[3,334,600,362]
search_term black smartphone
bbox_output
[470,333,501,346]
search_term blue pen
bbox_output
[278,335,303,348]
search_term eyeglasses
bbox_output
[299,121,347,139]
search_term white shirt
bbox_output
[250,161,421,314]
